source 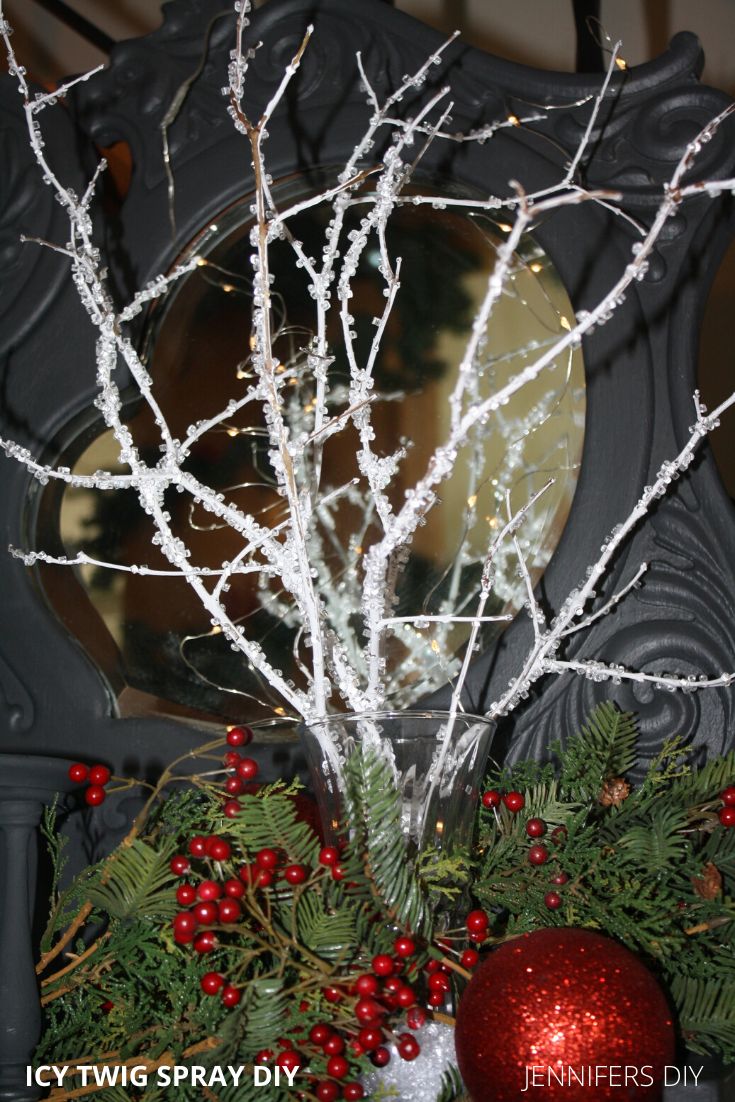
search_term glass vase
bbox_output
[300,710,495,854]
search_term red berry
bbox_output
[226,725,253,747]
[224,877,245,898]
[223,799,241,818]
[316,1084,339,1102]
[319,846,340,866]
[173,911,197,934]
[550,871,569,885]
[466,909,489,933]
[397,1034,420,1061]
[468,929,488,944]
[255,1050,273,1064]
[256,848,279,870]
[101,1000,114,1014]
[393,936,416,958]
[343,1086,365,1101]
[193,930,217,954]
[189,836,208,858]
[460,948,479,969]
[406,1006,426,1030]
[170,855,190,876]
[176,884,197,907]
[481,789,501,809]
[239,863,272,888]
[84,785,106,806]
[371,1046,391,1067]
[68,763,88,783]
[721,786,735,807]
[354,998,384,1024]
[89,764,111,786]
[551,825,568,844]
[396,985,416,1008]
[372,954,394,977]
[528,844,549,865]
[218,898,241,923]
[331,863,346,881]
[197,880,222,901]
[424,959,441,974]
[544,891,563,910]
[357,1027,383,1052]
[207,838,231,862]
[236,757,258,780]
[221,984,242,1007]
[354,974,379,997]
[309,1024,332,1046]
[323,1034,345,1056]
[326,1055,348,1079]
[503,791,525,813]
[719,806,735,827]
[225,775,244,796]
[525,817,546,837]
[427,990,445,1007]
[224,750,242,768]
[428,972,450,993]
[323,986,343,1004]
[200,972,224,995]
[276,1050,301,1073]
[284,864,308,885]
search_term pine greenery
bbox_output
[36,704,735,1098]
[474,701,735,1062]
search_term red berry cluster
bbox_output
[68,762,111,806]
[718,786,735,827]
[239,934,426,1099]
[480,790,572,911]
[221,726,257,818]
[481,789,524,813]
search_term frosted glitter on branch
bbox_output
[1,0,735,766]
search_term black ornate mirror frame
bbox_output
[2,0,735,773]
[2,0,735,1095]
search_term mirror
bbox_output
[47,178,585,723]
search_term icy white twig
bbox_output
[1,0,735,769]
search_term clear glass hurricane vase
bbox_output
[300,710,495,855]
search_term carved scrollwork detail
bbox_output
[0,85,77,354]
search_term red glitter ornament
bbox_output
[455,928,675,1102]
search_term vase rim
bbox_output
[307,709,493,726]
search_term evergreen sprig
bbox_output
[36,704,735,1099]
[474,702,735,1062]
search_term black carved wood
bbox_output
[1,0,735,780]
[2,1,735,1096]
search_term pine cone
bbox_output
[599,776,631,807]
[692,861,722,901]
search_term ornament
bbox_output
[455,928,675,1101]
[362,1020,456,1101]
[599,776,631,807]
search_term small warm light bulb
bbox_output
[530,262,542,274]
[222,283,234,293]
[498,223,513,233]
[615,57,627,70]
[226,428,239,438]
[430,639,440,654]
[560,315,571,331]
[507,114,520,127]
[467,494,478,508]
